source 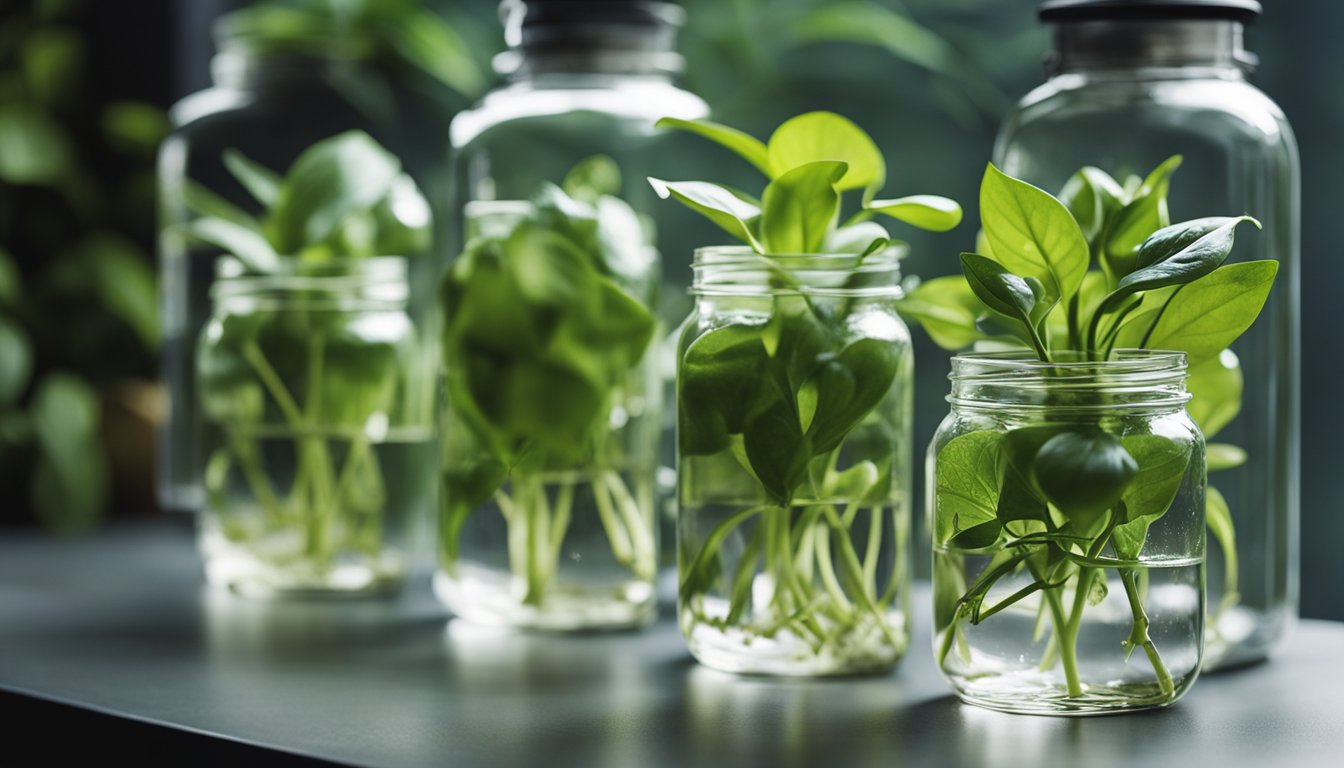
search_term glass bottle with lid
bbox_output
[995,0,1297,670]
[157,9,457,514]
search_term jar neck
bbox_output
[212,257,408,311]
[691,247,905,299]
[1047,20,1254,79]
[497,0,685,80]
[949,351,1190,415]
[210,48,342,92]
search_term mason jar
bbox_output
[434,201,662,630]
[996,0,1296,670]
[677,247,913,676]
[158,14,452,515]
[930,350,1206,714]
[197,257,435,597]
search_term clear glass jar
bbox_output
[158,19,451,514]
[677,247,914,676]
[930,350,1206,714]
[197,257,435,597]
[434,196,662,630]
[995,2,1296,670]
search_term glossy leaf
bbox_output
[1097,216,1259,313]
[648,178,763,251]
[656,117,770,175]
[186,217,281,274]
[761,161,847,253]
[1111,435,1192,558]
[1058,166,1125,243]
[804,338,899,455]
[979,163,1087,302]
[1032,429,1138,530]
[1102,155,1182,278]
[866,195,963,232]
[959,252,1040,332]
[766,111,885,193]
[1143,261,1278,363]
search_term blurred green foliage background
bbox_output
[0,0,1339,618]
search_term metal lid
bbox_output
[1039,0,1262,23]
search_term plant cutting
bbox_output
[904,157,1275,678]
[435,156,661,629]
[652,111,961,674]
[189,130,434,595]
[918,160,1275,713]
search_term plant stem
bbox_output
[1028,558,1084,697]
[1120,567,1175,696]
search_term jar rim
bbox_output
[949,349,1190,411]
[691,245,906,298]
[212,256,408,305]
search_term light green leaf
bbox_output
[867,195,962,232]
[186,218,281,273]
[1206,486,1238,604]
[979,163,1087,302]
[30,373,108,534]
[1207,443,1247,471]
[1102,155,1182,278]
[656,117,770,175]
[785,1,957,78]
[563,154,622,202]
[387,7,485,96]
[101,101,169,156]
[0,103,72,185]
[1059,166,1125,243]
[897,276,988,350]
[223,149,282,208]
[1144,261,1278,363]
[934,430,1004,547]
[1186,349,1243,439]
[180,179,262,229]
[766,111,885,193]
[823,222,892,255]
[79,233,159,349]
[648,178,763,251]
[761,160,846,253]
[267,130,401,253]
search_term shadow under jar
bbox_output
[677,248,914,676]
[930,351,1206,715]
[196,257,435,597]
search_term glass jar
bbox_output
[930,351,1206,714]
[434,197,662,630]
[677,247,913,676]
[197,257,435,597]
[158,16,452,514]
[995,1,1296,669]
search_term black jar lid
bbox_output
[503,0,685,31]
[1039,0,1262,23]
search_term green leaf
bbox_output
[386,7,484,96]
[997,426,1065,524]
[1058,166,1125,243]
[1206,486,1238,603]
[1143,261,1278,363]
[648,178,763,251]
[0,316,33,407]
[29,374,108,534]
[785,1,958,79]
[1186,349,1243,439]
[185,218,282,274]
[766,111,885,193]
[679,324,770,453]
[223,149,282,208]
[1111,435,1192,558]
[934,430,1004,548]
[742,395,811,505]
[180,179,262,230]
[760,160,847,253]
[101,101,168,156]
[897,276,989,350]
[1102,155,1182,278]
[0,102,72,185]
[866,195,962,232]
[266,130,401,254]
[656,117,770,175]
[823,222,893,255]
[21,27,83,105]
[1032,429,1138,530]
[0,248,21,307]
[1097,216,1260,313]
[959,252,1043,341]
[562,154,622,202]
[79,233,159,350]
[979,163,1087,302]
[1207,443,1247,472]
[804,338,899,455]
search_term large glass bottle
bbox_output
[437,0,708,627]
[157,14,453,513]
[995,0,1297,669]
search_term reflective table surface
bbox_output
[0,519,1339,767]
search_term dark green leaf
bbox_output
[29,374,107,534]
[742,396,811,505]
[760,160,847,253]
[1097,216,1259,313]
[1111,435,1192,558]
[1101,155,1182,278]
[0,316,32,407]
[386,7,484,96]
[0,247,21,307]
[959,252,1038,327]
[79,233,159,350]
[804,338,899,454]
[656,117,770,175]
[1032,429,1138,530]
[997,426,1065,524]
[101,101,168,156]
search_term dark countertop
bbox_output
[0,518,1340,767]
